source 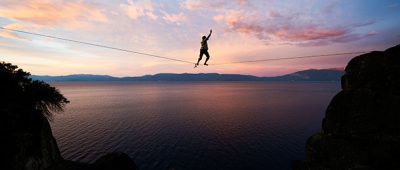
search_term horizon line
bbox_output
[31,67,345,78]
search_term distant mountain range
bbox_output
[31,69,344,82]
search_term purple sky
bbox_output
[0,0,399,76]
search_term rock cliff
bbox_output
[1,62,137,170]
[293,44,400,169]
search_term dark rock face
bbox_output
[4,110,138,170]
[3,110,62,170]
[1,62,136,170]
[49,153,137,170]
[294,44,400,169]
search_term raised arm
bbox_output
[206,29,212,40]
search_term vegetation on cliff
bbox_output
[1,62,69,119]
[1,62,69,170]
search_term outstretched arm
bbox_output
[206,29,212,40]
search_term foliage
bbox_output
[0,61,69,120]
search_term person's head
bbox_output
[202,36,206,40]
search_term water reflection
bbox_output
[51,82,339,170]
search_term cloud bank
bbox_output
[213,9,376,46]
[0,0,107,29]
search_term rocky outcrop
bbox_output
[3,109,137,170]
[293,44,400,169]
[3,106,137,170]
[3,109,62,170]
[1,61,137,170]
[48,152,137,170]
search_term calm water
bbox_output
[51,82,340,170]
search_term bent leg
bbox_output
[204,51,210,64]
[197,50,204,64]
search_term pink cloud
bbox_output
[181,0,225,10]
[0,0,107,29]
[120,0,157,20]
[273,26,347,41]
[162,12,187,25]
[298,32,378,47]
[180,0,246,10]
[214,10,375,46]
[269,11,282,18]
[333,31,377,43]
[235,0,248,6]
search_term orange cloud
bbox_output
[0,0,107,29]
[0,24,25,40]
[0,23,39,40]
[120,0,157,20]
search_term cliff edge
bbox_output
[293,44,400,169]
[1,62,137,170]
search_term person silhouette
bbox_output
[195,29,212,67]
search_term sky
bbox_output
[0,0,399,77]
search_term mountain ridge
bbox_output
[31,68,344,82]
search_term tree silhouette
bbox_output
[0,61,69,120]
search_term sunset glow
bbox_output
[1,0,399,76]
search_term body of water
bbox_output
[51,82,340,170]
